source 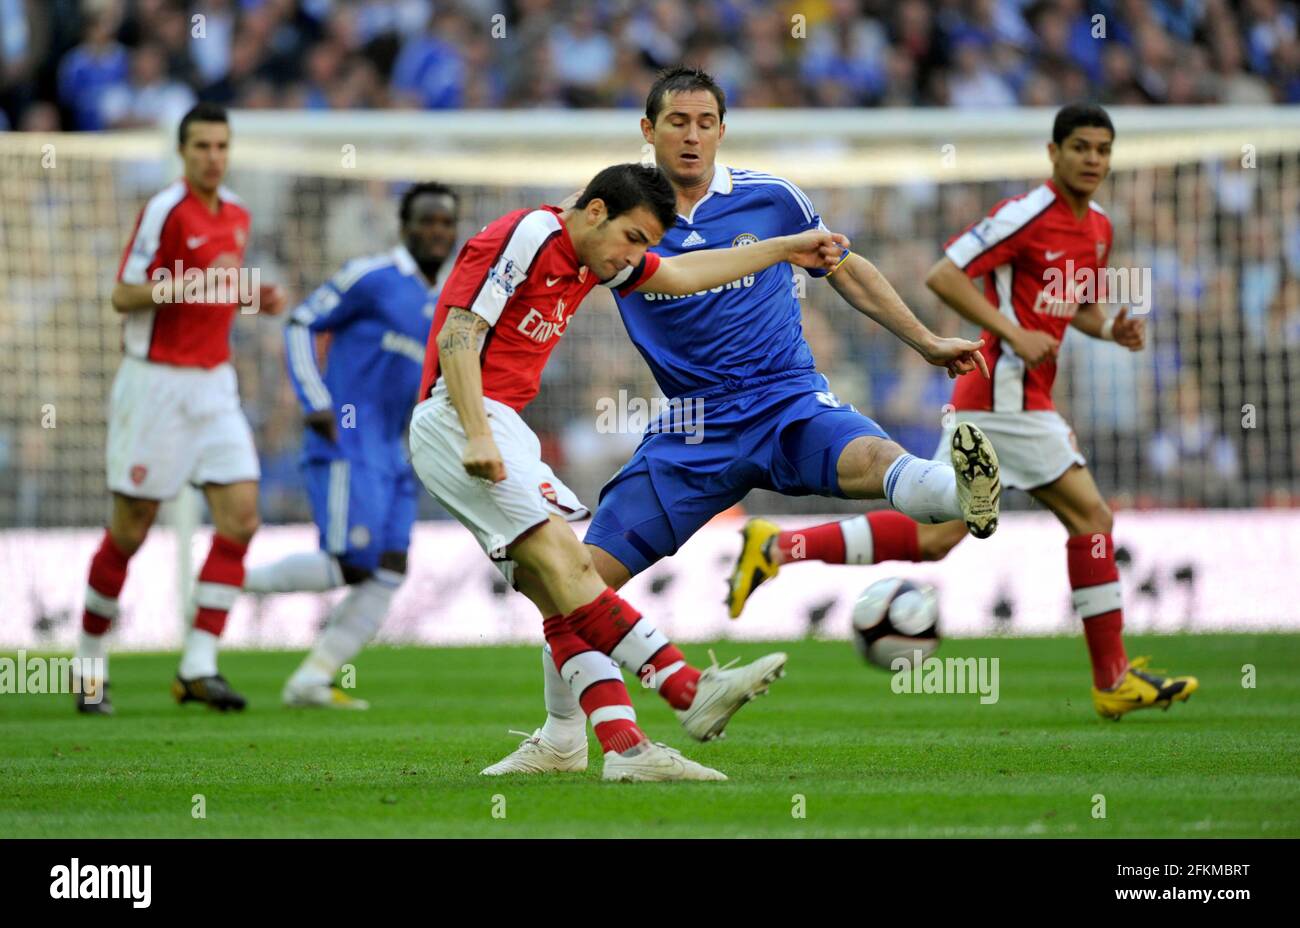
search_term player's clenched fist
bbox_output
[1009,328,1060,369]
[1110,306,1145,351]
[463,434,507,483]
[784,230,851,272]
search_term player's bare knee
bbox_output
[587,543,631,590]
[838,437,905,498]
[511,519,583,579]
[111,495,158,552]
[1083,500,1113,536]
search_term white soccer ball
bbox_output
[850,578,941,670]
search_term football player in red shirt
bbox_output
[410,162,847,780]
[732,104,1198,720]
[75,103,287,714]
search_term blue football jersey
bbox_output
[612,165,836,400]
[285,245,440,470]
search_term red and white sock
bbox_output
[77,529,133,676]
[179,533,248,680]
[775,511,921,565]
[1067,532,1129,689]
[544,610,645,754]
[565,587,701,710]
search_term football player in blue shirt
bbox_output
[486,68,1001,773]
[244,182,459,709]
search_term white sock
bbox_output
[288,569,399,688]
[75,631,109,681]
[539,644,586,749]
[883,453,961,524]
[244,550,343,594]
[178,628,220,679]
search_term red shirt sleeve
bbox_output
[118,205,183,284]
[610,251,662,296]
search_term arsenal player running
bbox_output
[733,104,1198,720]
[409,163,847,781]
[75,103,287,714]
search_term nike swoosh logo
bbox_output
[1045,249,1065,260]
[685,687,725,720]
[546,276,561,287]
[187,235,209,249]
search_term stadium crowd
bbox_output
[2,0,1300,131]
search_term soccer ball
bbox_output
[850,578,941,670]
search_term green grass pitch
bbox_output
[2,634,1297,837]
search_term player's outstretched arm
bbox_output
[436,306,506,483]
[828,252,988,379]
[925,255,1057,372]
[636,229,849,296]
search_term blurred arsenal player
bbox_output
[75,102,287,714]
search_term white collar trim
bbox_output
[679,163,731,224]
[392,244,434,289]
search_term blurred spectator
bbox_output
[549,6,615,106]
[1148,372,1241,503]
[55,9,128,129]
[389,9,466,109]
[98,42,195,128]
[946,37,1016,107]
[1,0,1296,127]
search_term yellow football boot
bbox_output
[726,518,782,619]
[1092,657,1198,720]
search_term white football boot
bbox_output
[602,741,728,782]
[481,729,588,776]
[281,680,370,710]
[951,422,1001,539]
[676,650,787,742]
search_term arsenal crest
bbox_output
[538,481,558,505]
[130,464,148,485]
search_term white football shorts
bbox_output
[409,387,588,585]
[106,356,260,500]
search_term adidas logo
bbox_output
[681,230,706,247]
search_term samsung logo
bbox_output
[640,275,756,302]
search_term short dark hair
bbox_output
[1053,103,1115,145]
[399,181,459,224]
[576,163,676,234]
[178,102,229,147]
[645,65,727,125]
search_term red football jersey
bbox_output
[419,205,660,412]
[944,179,1113,412]
[116,179,252,368]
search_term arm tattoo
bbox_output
[437,307,489,355]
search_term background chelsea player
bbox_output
[243,182,459,709]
